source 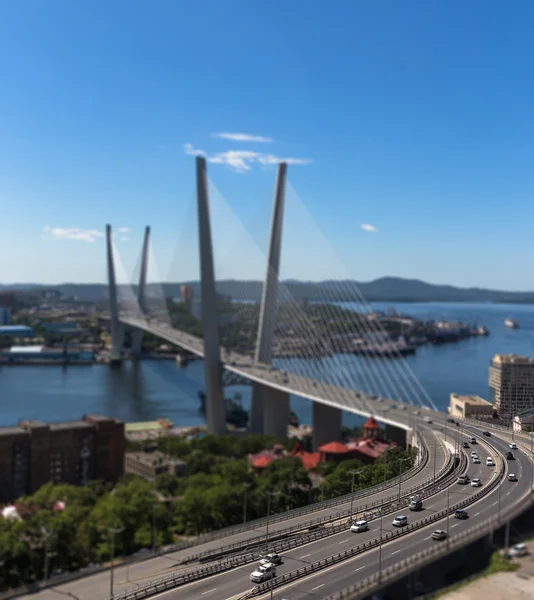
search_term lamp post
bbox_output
[109,526,124,600]
[265,491,280,551]
[397,458,410,501]
[349,470,364,522]
[40,526,52,581]
[378,512,384,583]
[243,482,251,524]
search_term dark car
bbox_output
[506,451,515,460]
[462,442,470,448]
[455,509,469,519]
[447,418,455,423]
[483,431,491,436]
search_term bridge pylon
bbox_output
[196,157,226,436]
[106,224,124,364]
[249,163,290,437]
[131,226,151,357]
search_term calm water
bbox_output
[2,302,534,428]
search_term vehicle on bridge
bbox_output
[392,515,408,527]
[507,451,515,460]
[431,529,448,541]
[250,564,277,582]
[509,473,518,482]
[455,509,469,519]
[471,478,482,487]
[260,553,282,566]
[351,519,369,533]
[457,475,470,485]
[409,497,423,511]
[510,442,518,449]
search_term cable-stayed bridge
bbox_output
[106,157,438,449]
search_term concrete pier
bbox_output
[263,387,291,438]
[312,402,343,449]
[385,423,408,449]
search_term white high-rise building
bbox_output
[489,354,534,418]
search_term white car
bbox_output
[486,458,495,466]
[471,478,482,487]
[351,519,369,533]
[471,451,478,457]
[508,473,518,482]
[473,457,481,464]
[260,553,282,566]
[250,564,276,583]
[392,515,408,527]
[509,443,518,450]
[508,543,528,557]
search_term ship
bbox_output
[505,319,520,329]
[197,391,300,429]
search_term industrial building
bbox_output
[0,325,34,337]
[0,414,125,502]
[448,393,493,420]
[489,353,534,418]
[1,345,94,364]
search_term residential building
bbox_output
[124,449,187,481]
[179,285,194,305]
[0,307,10,325]
[489,354,534,418]
[0,414,124,502]
[449,393,493,420]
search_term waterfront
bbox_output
[2,301,534,429]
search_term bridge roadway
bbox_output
[18,428,444,600]
[119,425,510,600]
[119,316,432,429]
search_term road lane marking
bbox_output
[312,583,325,591]
[475,512,481,516]
[338,539,350,544]
[300,553,311,558]
[492,501,498,506]
[391,550,400,555]
[202,589,217,595]
[354,566,365,572]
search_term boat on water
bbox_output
[505,319,520,329]
[197,391,300,429]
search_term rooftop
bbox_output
[318,441,350,454]
[450,393,492,406]
[0,426,27,437]
[0,325,33,331]
[492,354,534,365]
[8,345,44,353]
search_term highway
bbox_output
[251,429,531,600]
[130,432,502,600]
[17,428,446,600]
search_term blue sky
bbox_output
[1,1,534,290]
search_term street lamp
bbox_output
[151,504,158,553]
[349,470,364,522]
[264,491,281,550]
[40,526,52,581]
[109,526,124,600]
[243,482,251,524]
[377,512,384,583]
[397,458,410,501]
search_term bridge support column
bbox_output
[385,423,408,449]
[106,224,124,364]
[196,157,226,436]
[250,163,287,435]
[263,387,290,438]
[131,226,151,358]
[312,402,342,450]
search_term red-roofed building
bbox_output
[318,441,350,463]
[291,443,321,470]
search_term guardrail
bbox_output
[323,480,532,599]
[236,453,505,600]
[0,433,431,600]
[180,446,452,565]
[89,451,462,600]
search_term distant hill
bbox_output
[2,277,534,304]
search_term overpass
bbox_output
[106,156,436,449]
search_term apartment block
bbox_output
[0,414,124,502]
[489,354,534,418]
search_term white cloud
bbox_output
[183,142,206,157]
[212,132,274,143]
[43,226,104,243]
[360,223,378,233]
[117,227,130,233]
[204,149,312,173]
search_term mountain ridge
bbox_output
[2,276,534,304]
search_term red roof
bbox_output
[298,452,321,470]
[345,439,393,459]
[319,441,349,454]
[363,416,380,430]
[251,455,275,469]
